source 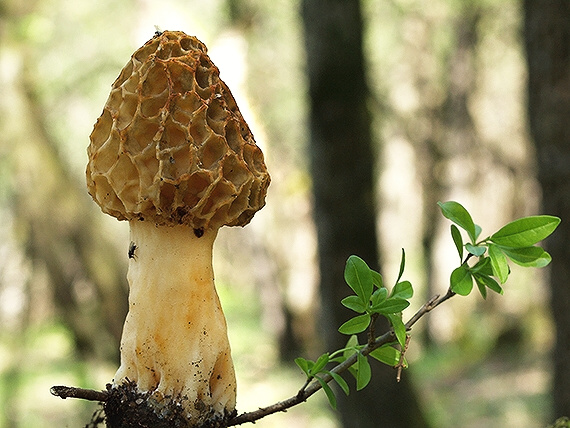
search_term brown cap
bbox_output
[87,31,270,230]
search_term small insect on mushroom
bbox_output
[128,242,137,260]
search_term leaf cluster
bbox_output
[294,334,406,409]
[295,253,413,408]
[339,254,411,344]
[294,201,560,411]
[439,201,560,297]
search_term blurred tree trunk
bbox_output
[301,0,429,426]
[524,0,570,418]
[408,3,480,348]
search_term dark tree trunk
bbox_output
[412,3,481,349]
[301,0,429,426]
[524,0,570,418]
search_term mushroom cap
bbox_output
[87,31,270,230]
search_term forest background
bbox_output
[0,0,567,427]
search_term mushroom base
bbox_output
[113,221,236,426]
[103,380,236,428]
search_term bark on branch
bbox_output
[50,385,108,402]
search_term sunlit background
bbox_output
[0,0,558,427]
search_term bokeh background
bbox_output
[0,0,568,427]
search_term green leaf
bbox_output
[326,371,350,396]
[474,224,482,241]
[338,314,371,335]
[369,344,402,366]
[311,353,330,375]
[488,244,509,284]
[473,273,503,295]
[370,287,388,307]
[475,279,487,299]
[342,337,359,380]
[450,265,473,296]
[341,295,367,313]
[438,201,477,242]
[465,243,486,257]
[344,256,374,302]
[396,249,406,284]
[386,313,407,348]
[500,246,552,268]
[391,280,413,299]
[450,225,464,260]
[316,376,337,409]
[490,215,560,248]
[344,335,359,351]
[470,256,493,275]
[370,270,383,288]
[336,338,358,365]
[370,298,410,315]
[355,352,371,391]
[294,357,311,377]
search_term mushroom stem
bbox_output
[114,220,236,423]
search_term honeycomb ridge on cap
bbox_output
[86,31,270,230]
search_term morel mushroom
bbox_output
[86,31,270,426]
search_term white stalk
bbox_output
[114,220,236,421]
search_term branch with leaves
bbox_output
[51,201,560,427]
[229,200,560,423]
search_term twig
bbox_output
[395,334,411,382]
[50,385,108,402]
[228,328,391,426]
[228,287,457,425]
[404,288,456,330]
